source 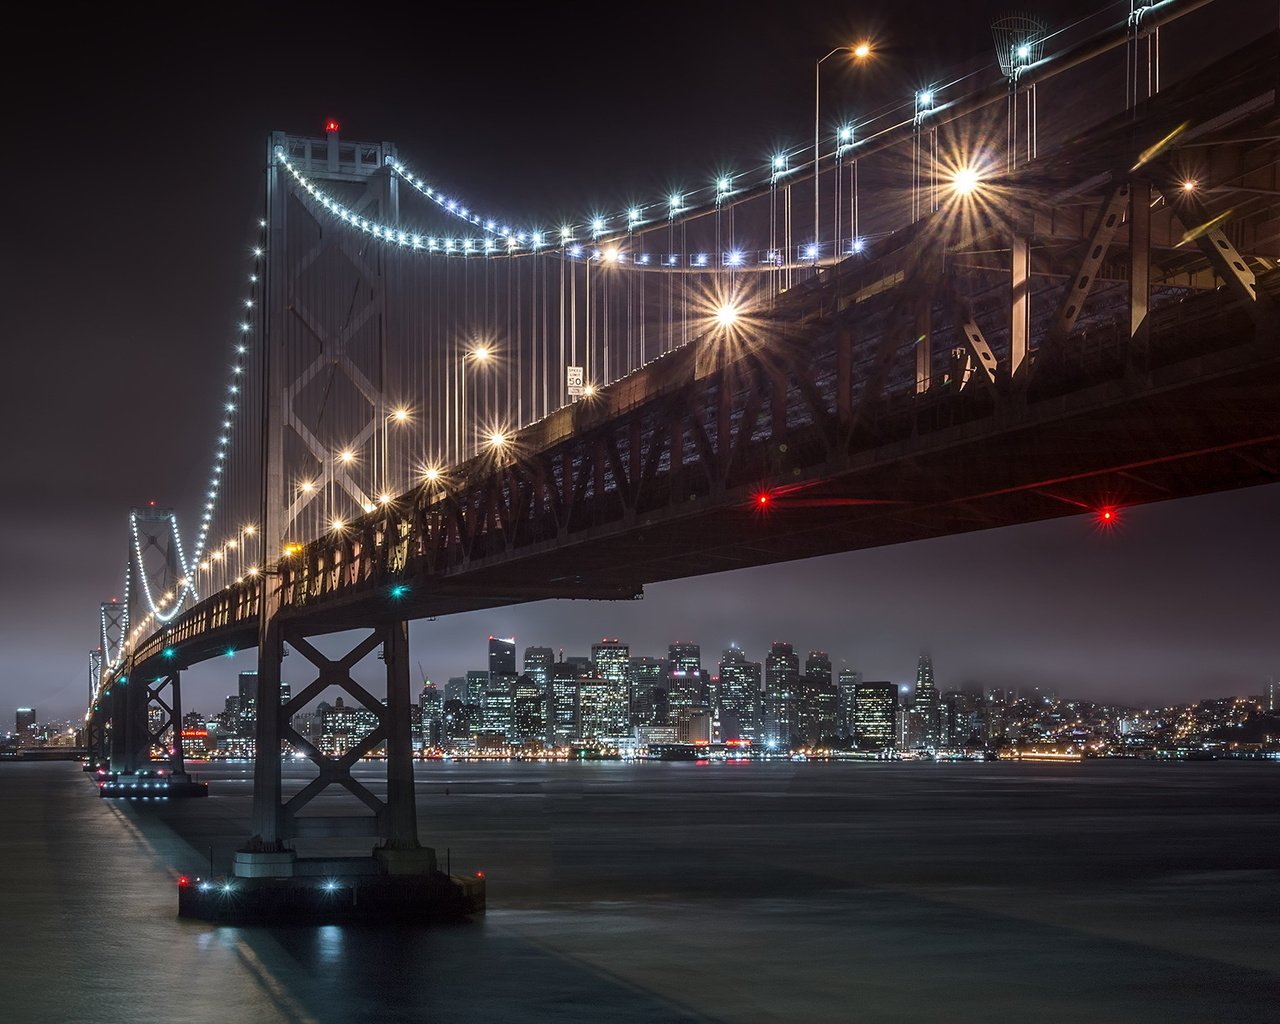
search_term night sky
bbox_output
[5,1,1277,723]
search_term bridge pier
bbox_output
[209,616,476,922]
[96,665,207,798]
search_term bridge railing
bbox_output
[128,582,260,668]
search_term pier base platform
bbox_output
[177,860,485,924]
[97,771,208,799]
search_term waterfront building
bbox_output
[319,696,380,756]
[419,682,443,747]
[763,641,799,749]
[717,645,761,743]
[486,637,518,737]
[592,640,631,733]
[481,685,514,739]
[837,668,862,738]
[628,656,664,726]
[854,681,899,750]
[512,675,545,742]
[15,707,36,737]
[237,670,257,738]
[578,674,628,740]
[548,661,582,747]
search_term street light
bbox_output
[815,41,874,259]
[381,406,411,497]
[462,344,494,460]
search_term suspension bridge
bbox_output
[81,0,1277,921]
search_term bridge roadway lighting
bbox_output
[382,406,411,497]
[462,344,496,460]
[715,303,740,328]
[950,166,983,196]
[815,40,873,259]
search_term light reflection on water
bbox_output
[2,760,1278,1023]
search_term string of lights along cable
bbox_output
[97,225,267,682]
[95,1,1200,690]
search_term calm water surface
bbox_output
[1,759,1277,1023]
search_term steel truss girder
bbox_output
[1161,180,1265,313]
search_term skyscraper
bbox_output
[488,636,517,684]
[418,681,443,747]
[578,675,629,740]
[763,641,799,749]
[548,660,582,746]
[668,642,701,673]
[805,651,832,685]
[523,646,554,692]
[799,650,836,744]
[465,671,489,708]
[854,681,899,750]
[592,639,631,735]
[481,686,514,739]
[912,651,940,750]
[15,707,36,737]
[836,667,862,738]
[717,645,761,743]
[511,675,545,743]
[667,642,703,736]
[445,676,468,704]
[237,670,258,738]
[628,655,664,726]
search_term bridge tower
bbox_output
[107,507,192,779]
[235,125,431,880]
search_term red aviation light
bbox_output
[325,119,340,133]
[1096,506,1120,529]
[755,492,770,507]
[178,875,190,887]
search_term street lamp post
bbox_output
[814,41,872,261]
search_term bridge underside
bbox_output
[295,294,1278,630]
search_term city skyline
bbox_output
[5,0,1277,722]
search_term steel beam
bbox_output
[145,670,189,779]
[1129,180,1152,350]
[956,315,999,389]
[1049,183,1131,341]
[1010,236,1031,377]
